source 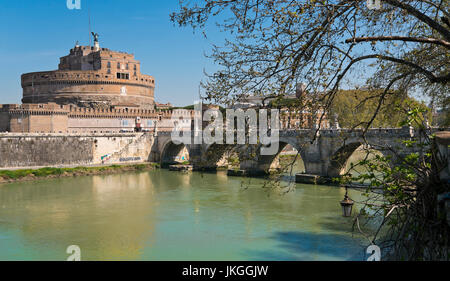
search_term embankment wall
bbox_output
[0,133,154,169]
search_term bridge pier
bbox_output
[295,173,332,185]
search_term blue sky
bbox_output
[0,0,220,106]
[0,1,424,107]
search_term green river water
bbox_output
[0,167,370,261]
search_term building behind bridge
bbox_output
[232,83,331,129]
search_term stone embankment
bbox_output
[0,132,154,169]
[0,163,158,184]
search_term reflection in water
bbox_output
[0,170,366,261]
[0,173,156,260]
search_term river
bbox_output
[0,167,371,261]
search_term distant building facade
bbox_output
[155,102,173,110]
[232,84,330,130]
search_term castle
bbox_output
[0,35,329,134]
[0,35,179,134]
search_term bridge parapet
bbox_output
[153,127,447,180]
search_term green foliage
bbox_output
[32,167,64,177]
[330,90,431,128]
[135,164,147,170]
[228,156,240,167]
[435,96,450,127]
[0,163,159,181]
[268,97,303,109]
[339,106,449,260]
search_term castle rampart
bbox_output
[0,102,194,134]
[21,43,156,109]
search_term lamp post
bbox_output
[340,187,354,217]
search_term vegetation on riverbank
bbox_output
[0,163,160,183]
[329,90,433,129]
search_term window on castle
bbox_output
[107,62,111,68]
[134,65,137,70]
[126,63,129,70]
[117,62,120,68]
[107,69,111,74]
[134,71,137,76]
[117,73,130,79]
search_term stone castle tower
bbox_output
[21,34,155,109]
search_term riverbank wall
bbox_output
[0,133,154,169]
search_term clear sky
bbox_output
[0,0,220,106]
[0,1,424,107]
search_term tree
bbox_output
[171,0,449,129]
[171,0,450,260]
[329,89,432,128]
[342,109,449,260]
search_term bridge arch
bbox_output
[256,140,306,173]
[327,141,387,177]
[199,143,241,170]
[160,140,191,168]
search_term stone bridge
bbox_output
[151,127,420,179]
[0,127,444,181]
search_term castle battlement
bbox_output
[21,70,155,88]
[21,40,155,109]
[0,35,190,134]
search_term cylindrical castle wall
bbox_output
[21,71,155,109]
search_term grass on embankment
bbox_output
[0,163,160,183]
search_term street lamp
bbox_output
[340,187,354,217]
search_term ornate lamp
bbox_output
[340,187,354,217]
